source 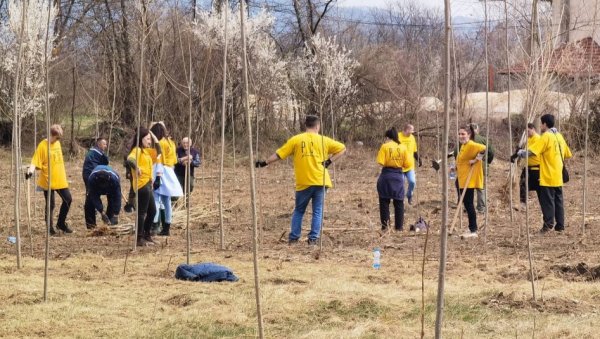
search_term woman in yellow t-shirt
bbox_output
[126,127,162,246]
[149,122,182,236]
[456,125,486,238]
[26,124,73,235]
[377,127,410,232]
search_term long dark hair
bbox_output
[459,125,475,140]
[130,127,150,152]
[385,127,400,144]
[150,123,166,140]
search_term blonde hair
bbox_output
[50,124,63,137]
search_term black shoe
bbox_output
[158,223,171,236]
[137,238,148,247]
[150,222,160,236]
[288,238,299,245]
[539,227,552,234]
[86,223,96,230]
[57,223,73,234]
[49,226,57,236]
[144,234,156,245]
[395,227,404,232]
[124,204,134,213]
[555,228,565,234]
[109,216,119,225]
[307,238,318,246]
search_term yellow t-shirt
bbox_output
[31,139,68,190]
[525,134,541,167]
[398,133,417,172]
[377,141,410,169]
[127,147,155,190]
[528,131,572,187]
[456,140,486,189]
[276,132,345,191]
[159,138,177,167]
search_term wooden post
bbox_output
[219,4,229,250]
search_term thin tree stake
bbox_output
[239,2,265,337]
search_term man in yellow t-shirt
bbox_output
[397,124,421,205]
[26,124,73,235]
[510,123,541,210]
[255,115,346,245]
[518,114,572,233]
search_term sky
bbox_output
[338,0,489,19]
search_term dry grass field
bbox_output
[1,146,600,338]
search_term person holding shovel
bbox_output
[377,127,410,232]
[255,115,346,246]
[456,125,486,238]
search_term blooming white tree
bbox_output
[193,5,290,113]
[1,0,57,119]
[289,33,359,128]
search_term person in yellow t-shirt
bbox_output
[255,115,346,246]
[26,124,73,235]
[397,124,421,205]
[377,127,410,232]
[125,127,162,246]
[510,123,541,210]
[148,122,182,237]
[518,114,572,233]
[456,125,486,238]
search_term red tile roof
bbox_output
[498,37,600,77]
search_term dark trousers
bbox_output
[519,167,540,204]
[137,183,157,238]
[459,188,477,233]
[43,188,72,228]
[538,186,565,231]
[84,192,121,226]
[379,198,404,230]
[126,185,135,207]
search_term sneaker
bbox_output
[477,209,485,215]
[519,203,527,211]
[288,239,299,245]
[124,204,134,213]
[555,228,565,234]
[57,223,73,234]
[49,226,57,236]
[86,223,96,230]
[307,238,318,246]
[539,227,552,234]
[150,222,160,236]
[408,196,413,205]
[461,232,478,239]
[136,238,149,247]
[395,227,404,232]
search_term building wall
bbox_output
[553,0,600,45]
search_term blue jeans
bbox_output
[153,193,172,224]
[404,170,416,200]
[290,186,326,241]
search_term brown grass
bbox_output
[1,147,600,338]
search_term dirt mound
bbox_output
[551,262,600,281]
[163,294,197,307]
[483,291,591,314]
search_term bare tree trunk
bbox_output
[239,2,264,337]
[505,0,514,226]
[43,0,53,302]
[434,0,451,337]
[219,6,229,250]
[70,64,76,155]
[11,0,28,270]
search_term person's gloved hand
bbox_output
[323,159,332,168]
[510,152,519,163]
[517,149,527,158]
[153,176,162,190]
[255,161,268,168]
[101,212,110,224]
[25,171,33,180]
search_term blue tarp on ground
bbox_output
[175,263,239,282]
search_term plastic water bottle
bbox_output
[449,162,456,181]
[372,247,381,269]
